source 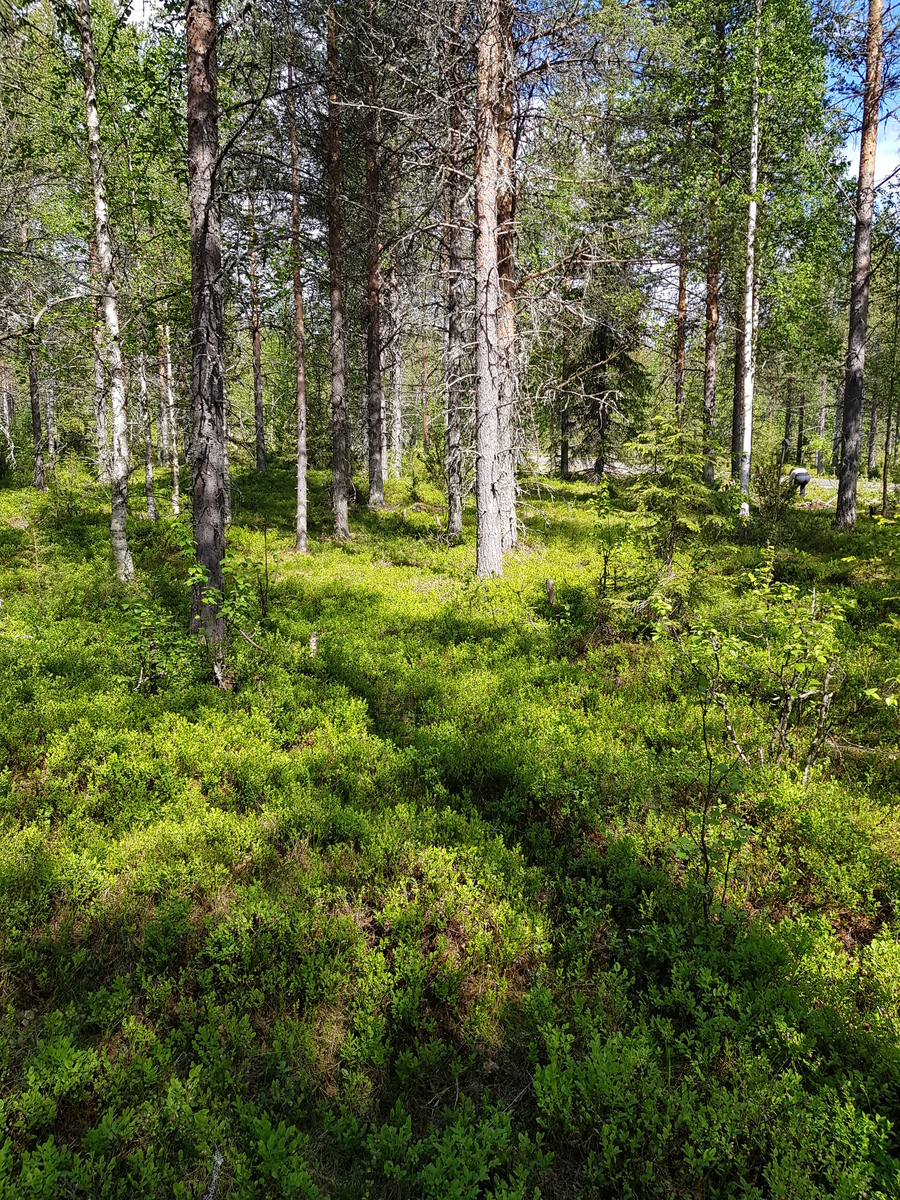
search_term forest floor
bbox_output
[1,458,900,1198]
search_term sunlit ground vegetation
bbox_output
[2,458,900,1198]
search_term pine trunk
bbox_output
[388,255,403,477]
[837,0,882,527]
[365,56,384,508]
[327,2,350,540]
[28,347,44,490]
[796,387,805,465]
[78,0,133,580]
[882,258,899,516]
[287,41,309,552]
[816,373,826,473]
[0,359,14,470]
[675,235,687,435]
[187,0,227,649]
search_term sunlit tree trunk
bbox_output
[387,254,403,477]
[187,0,227,650]
[155,328,170,468]
[796,385,805,465]
[497,0,517,551]
[837,0,882,527]
[474,0,503,577]
[89,241,111,483]
[78,0,133,580]
[327,2,350,540]
[702,12,725,486]
[287,34,308,551]
[738,0,761,520]
[247,186,266,474]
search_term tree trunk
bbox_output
[159,323,180,514]
[187,0,227,650]
[287,36,308,552]
[420,334,429,445]
[88,240,111,483]
[882,257,899,516]
[138,351,157,520]
[155,328,170,467]
[731,314,743,481]
[364,46,385,509]
[387,254,403,478]
[497,0,517,551]
[78,0,133,580]
[445,0,464,538]
[28,346,44,490]
[837,0,883,528]
[866,389,878,477]
[560,402,569,477]
[702,198,720,484]
[474,0,503,578]
[327,2,350,540]
[674,234,687,436]
[796,386,805,465]
[832,381,843,476]
[738,0,761,520]
[816,373,826,473]
[247,186,266,473]
[44,381,56,465]
[0,359,15,470]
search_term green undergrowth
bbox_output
[1,460,900,1197]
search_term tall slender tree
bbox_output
[327,1,350,540]
[77,0,133,580]
[837,0,883,528]
[187,0,227,650]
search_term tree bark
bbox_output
[364,39,385,508]
[159,322,180,514]
[155,328,170,467]
[882,256,899,516]
[497,0,517,551]
[0,359,14,470]
[388,254,403,477]
[674,234,687,436]
[78,0,133,580]
[702,199,720,484]
[837,0,883,527]
[560,401,569,477]
[796,385,805,465]
[187,0,227,649]
[247,186,266,473]
[866,388,878,477]
[327,2,350,540]
[138,350,157,520]
[445,0,464,538]
[88,240,111,482]
[832,381,843,476]
[28,346,44,490]
[730,315,743,482]
[287,36,308,551]
[738,0,762,519]
[474,0,503,577]
[44,380,56,465]
[816,372,826,473]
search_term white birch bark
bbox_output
[738,0,762,520]
[138,351,157,520]
[78,0,133,580]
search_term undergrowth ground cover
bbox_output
[1,461,900,1198]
